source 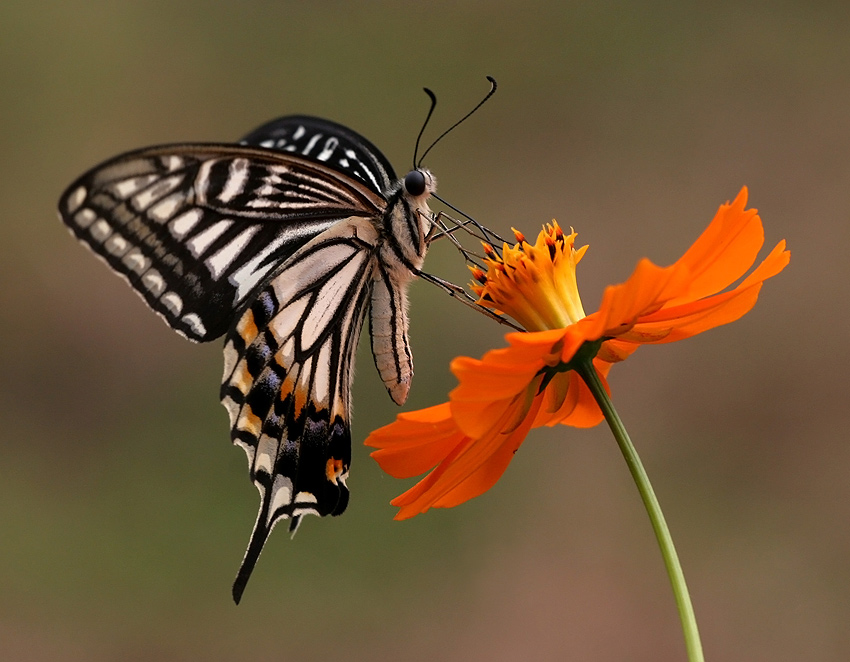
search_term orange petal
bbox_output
[391,397,543,519]
[621,239,789,343]
[534,360,610,428]
[556,324,597,364]
[597,338,640,364]
[450,395,519,439]
[504,328,572,353]
[449,330,564,437]
[450,353,540,402]
[389,436,475,514]
[534,370,581,425]
[540,370,573,415]
[735,239,790,289]
[632,283,763,343]
[367,403,467,479]
[594,259,690,335]
[668,187,766,303]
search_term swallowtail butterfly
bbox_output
[59,113,448,603]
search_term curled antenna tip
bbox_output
[417,77,499,167]
[413,88,439,168]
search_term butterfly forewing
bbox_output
[240,115,396,195]
[59,144,385,341]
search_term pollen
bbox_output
[470,266,487,284]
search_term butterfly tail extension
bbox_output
[228,409,352,604]
[232,487,276,604]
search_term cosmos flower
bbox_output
[367,187,789,520]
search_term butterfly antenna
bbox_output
[416,268,523,331]
[417,76,497,167]
[429,213,494,270]
[412,88,438,169]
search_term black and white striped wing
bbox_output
[220,218,380,603]
[58,144,387,341]
[240,115,397,198]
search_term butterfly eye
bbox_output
[403,170,427,197]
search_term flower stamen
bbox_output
[471,220,587,332]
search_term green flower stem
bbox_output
[575,359,704,662]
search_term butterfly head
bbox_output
[402,168,436,200]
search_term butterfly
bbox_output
[58,110,453,601]
[57,78,507,602]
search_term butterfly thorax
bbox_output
[379,168,436,277]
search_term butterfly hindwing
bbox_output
[58,143,386,341]
[220,217,380,602]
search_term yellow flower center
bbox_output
[471,221,588,331]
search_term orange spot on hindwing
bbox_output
[326,458,344,484]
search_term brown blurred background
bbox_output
[1,1,846,660]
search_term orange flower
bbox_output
[367,188,790,519]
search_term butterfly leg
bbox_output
[414,269,522,330]
[423,210,502,272]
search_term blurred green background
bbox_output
[1,1,846,660]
